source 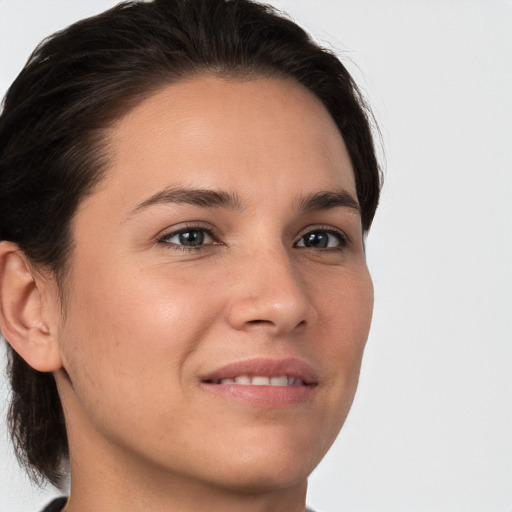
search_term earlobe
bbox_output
[0,241,62,372]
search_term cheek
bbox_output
[309,263,373,347]
[58,263,225,416]
[337,271,373,380]
[309,266,373,404]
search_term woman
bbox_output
[0,0,381,510]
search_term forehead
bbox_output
[85,76,356,218]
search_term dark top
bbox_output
[41,497,67,512]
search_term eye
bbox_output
[295,229,348,250]
[158,226,217,250]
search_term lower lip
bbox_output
[200,382,316,407]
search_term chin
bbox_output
[212,459,313,494]
[200,427,331,493]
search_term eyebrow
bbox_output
[298,190,360,213]
[129,186,244,216]
[128,186,360,218]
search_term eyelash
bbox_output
[294,227,349,252]
[157,224,350,252]
[157,223,218,252]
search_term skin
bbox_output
[5,76,374,511]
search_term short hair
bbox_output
[0,0,381,487]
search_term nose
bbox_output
[226,247,317,336]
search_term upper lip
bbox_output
[199,357,319,385]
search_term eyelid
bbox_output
[156,221,221,248]
[294,224,350,248]
[155,222,350,251]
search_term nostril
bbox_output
[226,293,315,334]
[245,318,307,330]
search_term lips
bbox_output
[199,357,318,407]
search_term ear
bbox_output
[0,241,63,372]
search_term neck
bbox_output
[64,454,308,512]
[61,409,308,512]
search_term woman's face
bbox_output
[53,76,373,492]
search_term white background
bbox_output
[1,1,511,511]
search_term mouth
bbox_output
[200,358,318,407]
[204,375,307,386]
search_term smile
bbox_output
[205,375,306,386]
[200,358,318,407]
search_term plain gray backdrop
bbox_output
[1,1,511,511]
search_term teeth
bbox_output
[252,376,270,385]
[270,376,288,386]
[215,375,304,386]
